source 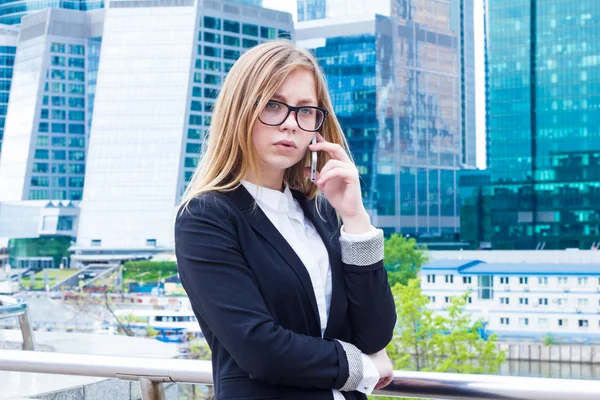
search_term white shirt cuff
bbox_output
[340,224,379,241]
[356,353,380,394]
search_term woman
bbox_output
[175,40,396,399]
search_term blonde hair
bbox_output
[178,40,350,213]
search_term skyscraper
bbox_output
[297,0,390,21]
[0,25,18,158]
[486,0,600,249]
[0,1,104,161]
[71,0,292,261]
[0,8,103,202]
[297,0,475,236]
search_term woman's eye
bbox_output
[300,108,313,115]
[266,102,280,109]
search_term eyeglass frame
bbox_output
[255,99,329,132]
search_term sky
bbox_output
[263,0,487,169]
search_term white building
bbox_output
[421,256,600,342]
[71,0,293,264]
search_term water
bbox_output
[499,360,600,380]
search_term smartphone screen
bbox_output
[310,134,317,182]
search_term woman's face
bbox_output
[251,68,319,179]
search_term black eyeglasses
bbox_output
[256,100,328,132]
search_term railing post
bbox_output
[18,309,36,351]
[139,377,165,400]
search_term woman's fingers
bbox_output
[318,159,348,177]
[316,167,356,188]
[309,133,351,163]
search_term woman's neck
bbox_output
[244,169,285,192]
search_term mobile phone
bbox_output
[310,134,317,182]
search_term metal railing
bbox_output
[0,295,36,350]
[2,350,600,400]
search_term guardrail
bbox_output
[0,295,36,350]
[2,350,600,400]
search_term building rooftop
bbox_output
[422,259,600,276]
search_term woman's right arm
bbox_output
[174,195,364,391]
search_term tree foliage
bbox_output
[384,234,429,286]
[373,279,506,400]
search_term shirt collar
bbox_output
[240,180,304,223]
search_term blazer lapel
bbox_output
[294,192,347,339]
[227,185,321,330]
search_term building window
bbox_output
[224,35,240,47]
[519,318,529,326]
[467,297,472,304]
[499,277,509,284]
[500,297,509,304]
[191,100,202,111]
[519,277,528,284]
[444,296,451,303]
[224,49,241,60]
[242,38,258,48]
[463,276,472,284]
[556,298,568,306]
[52,96,66,106]
[429,296,436,303]
[203,31,221,44]
[519,297,528,305]
[478,275,494,300]
[445,275,454,284]
[426,274,436,283]
[260,26,276,39]
[578,277,589,285]
[538,298,548,306]
[500,317,510,325]
[39,122,49,132]
[558,277,568,284]
[203,16,221,30]
[50,42,65,53]
[578,298,589,307]
[68,58,85,68]
[558,319,568,327]
[91,239,101,247]
[579,319,589,328]
[242,23,258,36]
[224,20,240,33]
[538,277,548,285]
[146,239,157,247]
[538,318,549,328]
[51,56,66,66]
[204,74,221,85]
[203,46,221,58]
[69,44,85,55]
[57,216,74,231]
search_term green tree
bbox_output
[384,234,428,286]
[373,279,506,400]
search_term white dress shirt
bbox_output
[241,180,380,398]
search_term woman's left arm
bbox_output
[306,134,397,355]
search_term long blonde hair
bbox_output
[178,40,350,213]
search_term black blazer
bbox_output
[175,185,396,400]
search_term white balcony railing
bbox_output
[2,349,600,400]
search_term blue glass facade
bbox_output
[230,0,262,6]
[0,0,103,25]
[183,13,290,188]
[0,45,15,156]
[30,41,87,200]
[486,0,600,249]
[297,0,326,22]
[305,3,468,236]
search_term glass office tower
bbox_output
[298,0,475,237]
[0,0,103,25]
[486,0,600,249]
[0,25,18,158]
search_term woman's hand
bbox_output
[368,348,394,390]
[303,133,371,234]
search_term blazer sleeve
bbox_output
[339,224,397,355]
[175,195,357,390]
